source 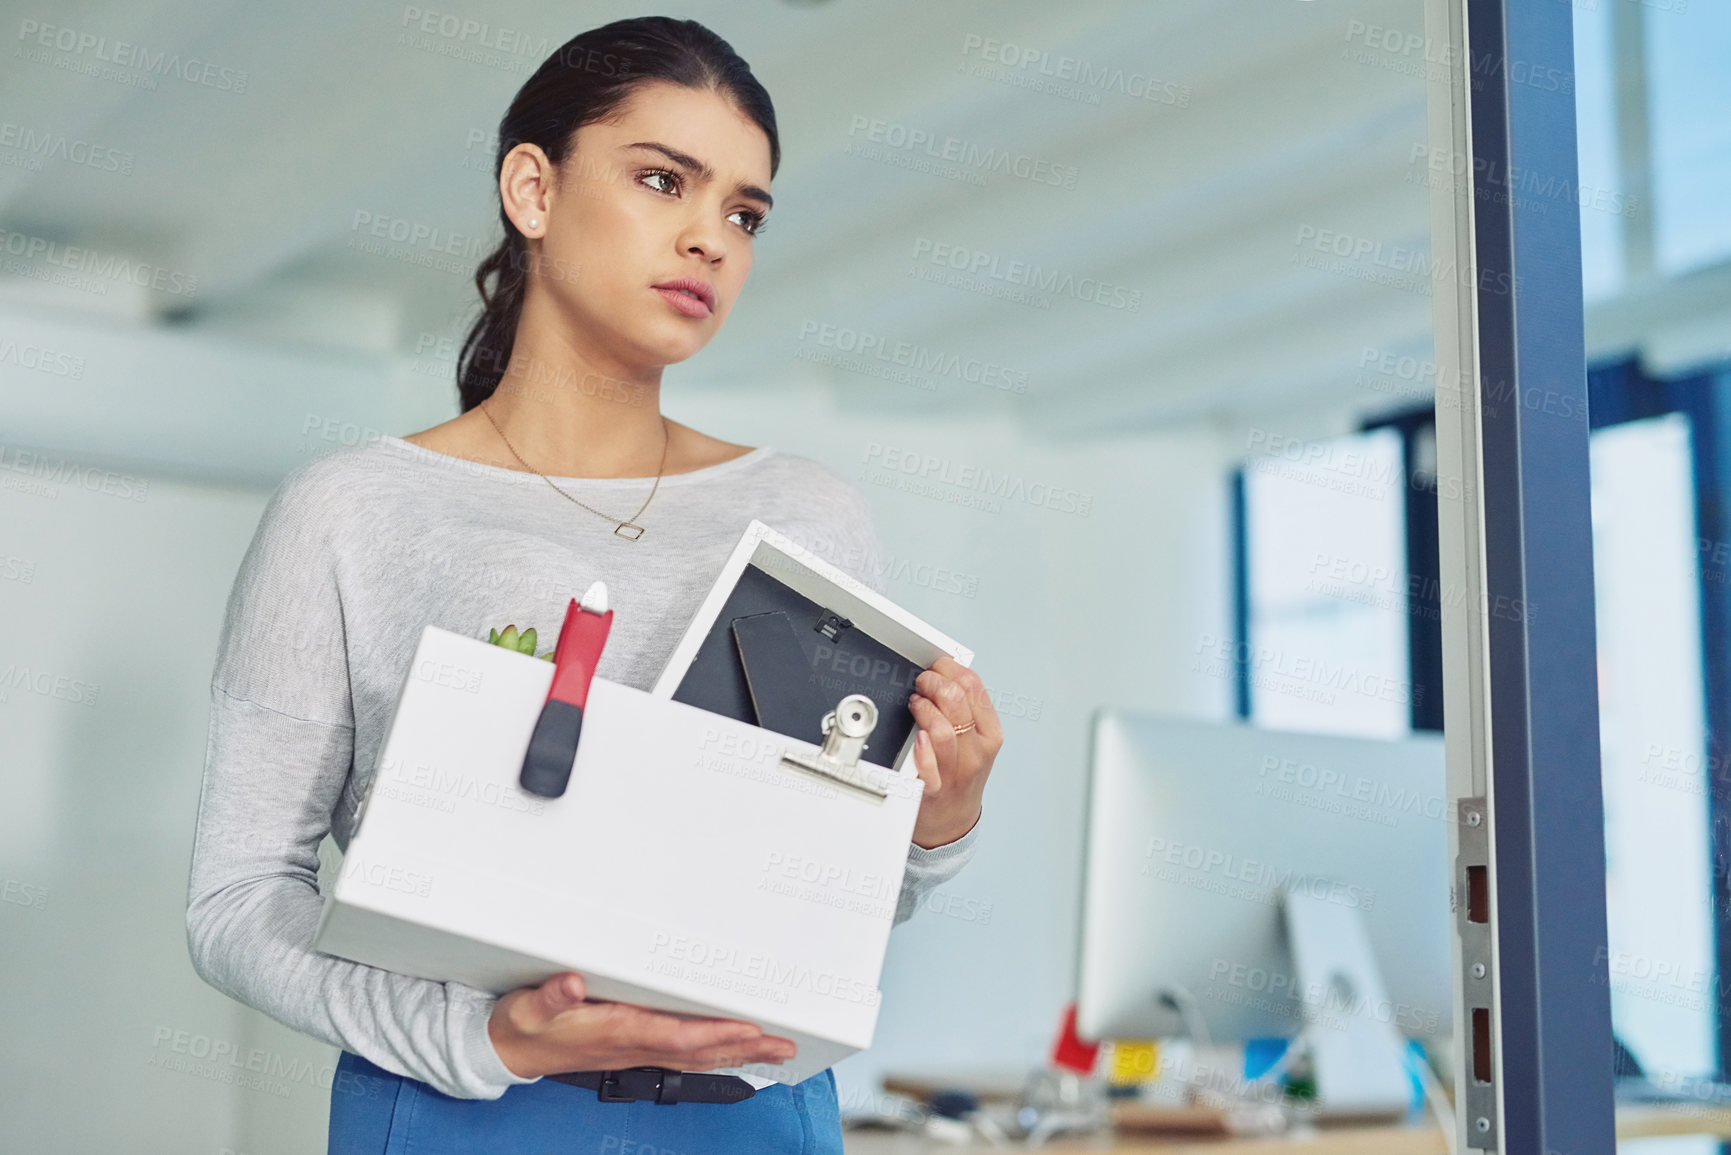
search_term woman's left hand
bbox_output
[907,655,1002,848]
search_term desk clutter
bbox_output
[841,1002,1454,1146]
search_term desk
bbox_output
[1617,1104,1731,1140]
[842,1103,1731,1152]
[844,1126,1443,1154]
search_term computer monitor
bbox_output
[1076,711,1452,1057]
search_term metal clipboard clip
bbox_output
[778,694,890,799]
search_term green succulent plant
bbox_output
[486,624,555,661]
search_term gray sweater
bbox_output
[184,435,980,1100]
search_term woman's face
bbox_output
[506,80,774,372]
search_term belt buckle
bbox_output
[597,1070,653,1103]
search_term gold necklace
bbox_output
[480,400,669,541]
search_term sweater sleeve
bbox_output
[800,463,983,926]
[184,463,540,1101]
[896,815,984,925]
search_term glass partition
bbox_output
[1572,1,1731,1147]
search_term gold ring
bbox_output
[953,720,977,736]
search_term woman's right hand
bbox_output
[486,971,797,1079]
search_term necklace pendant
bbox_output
[614,521,646,541]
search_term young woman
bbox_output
[185,17,1000,1154]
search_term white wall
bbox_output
[0,322,1235,1151]
[0,469,310,1154]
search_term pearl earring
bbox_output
[528,218,539,229]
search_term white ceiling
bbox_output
[0,0,1457,438]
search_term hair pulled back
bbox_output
[456,17,779,411]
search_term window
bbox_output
[1237,427,1411,738]
[1233,364,1731,1093]
[1590,413,1714,1084]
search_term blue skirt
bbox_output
[328,1050,844,1155]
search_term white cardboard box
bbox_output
[313,520,972,1084]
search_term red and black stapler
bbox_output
[519,580,612,799]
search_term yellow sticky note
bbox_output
[1107,1040,1159,1084]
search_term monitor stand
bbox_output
[1282,884,1413,1119]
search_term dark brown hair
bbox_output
[456,17,779,411]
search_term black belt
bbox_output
[545,1066,758,1105]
